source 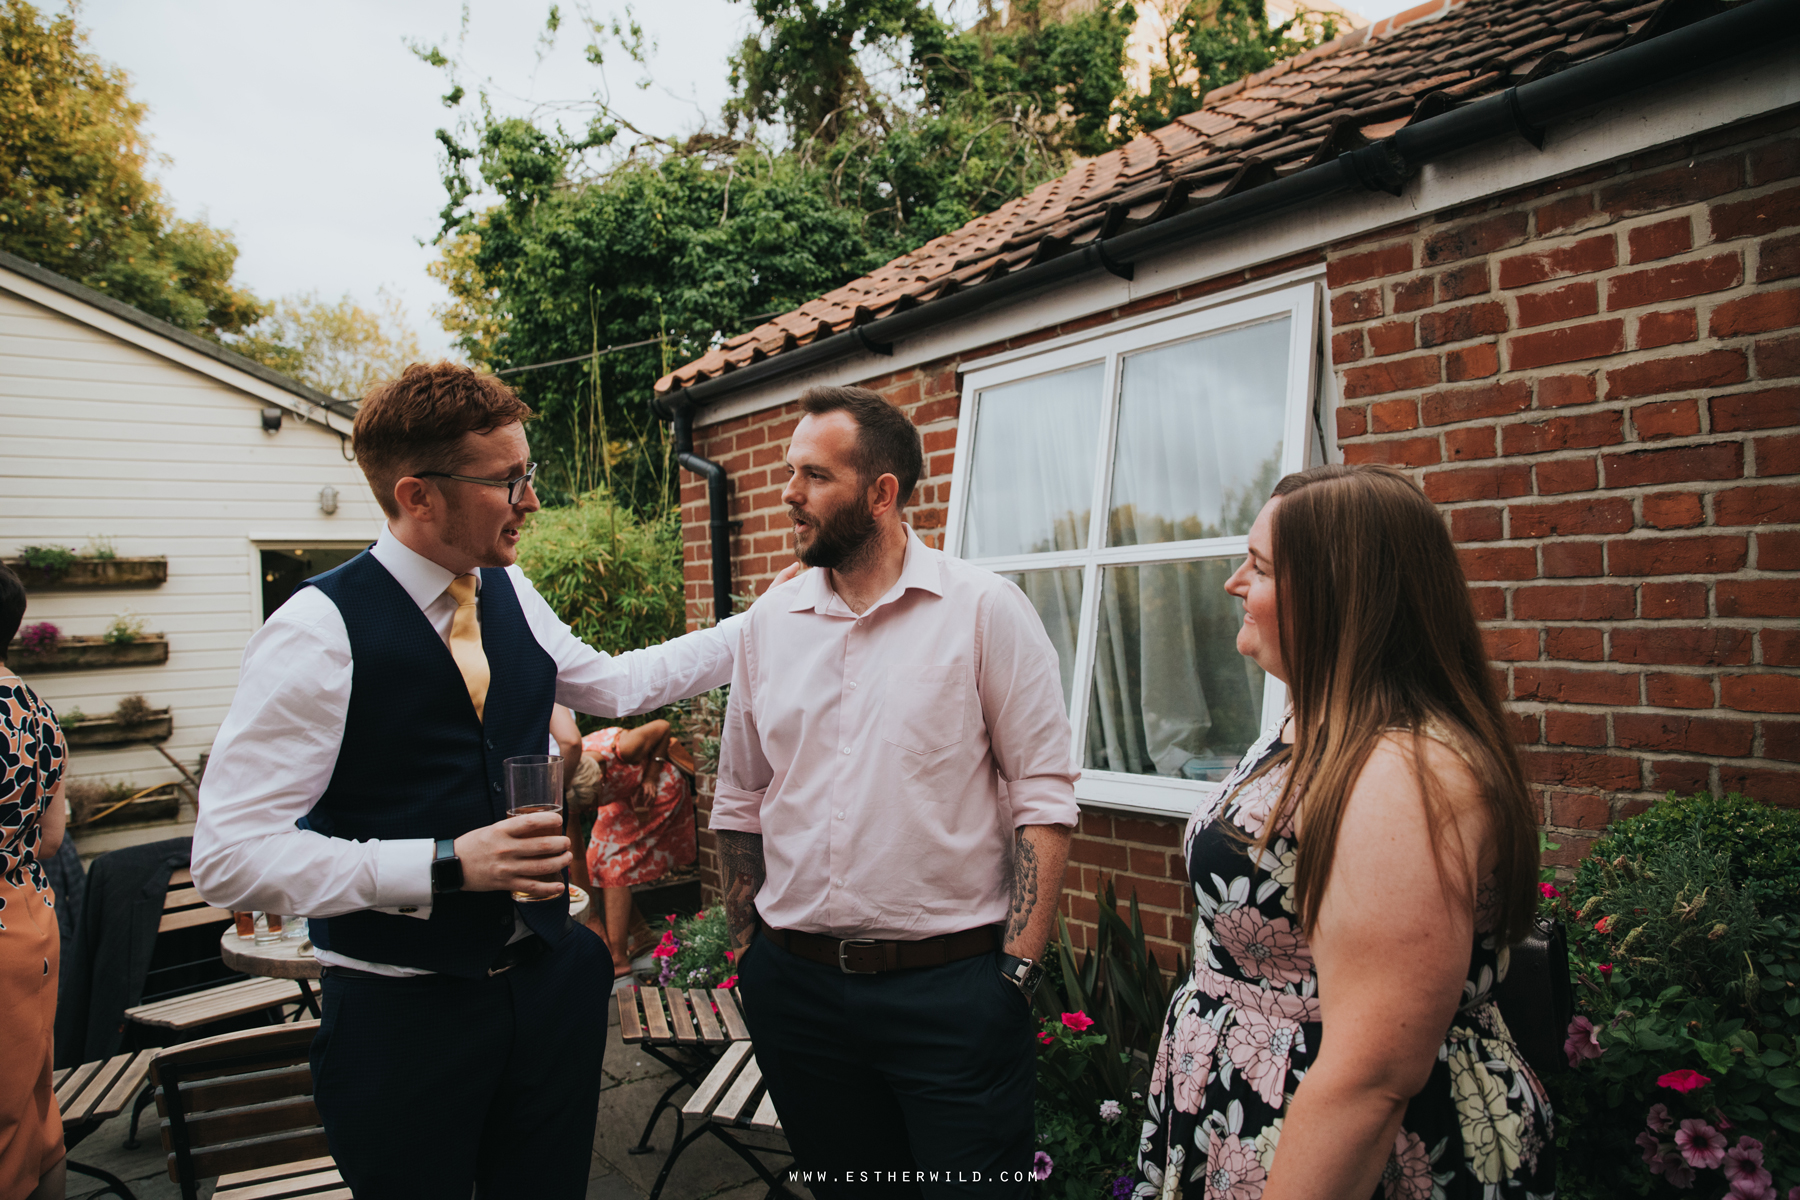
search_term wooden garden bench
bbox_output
[151,1020,342,1200]
[125,977,308,1032]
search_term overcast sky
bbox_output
[78,0,1420,361]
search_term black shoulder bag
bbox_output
[1493,915,1573,1079]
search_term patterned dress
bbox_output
[1,674,68,1195]
[1137,721,1554,1200]
[581,727,696,889]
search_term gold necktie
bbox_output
[445,573,491,722]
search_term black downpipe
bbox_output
[672,408,734,623]
[651,0,1791,416]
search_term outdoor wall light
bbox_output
[261,407,283,433]
[319,486,339,515]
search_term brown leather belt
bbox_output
[763,925,1000,975]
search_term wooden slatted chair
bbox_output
[55,1049,161,1198]
[615,984,750,1158]
[122,869,314,1148]
[152,1020,341,1200]
[645,1041,793,1200]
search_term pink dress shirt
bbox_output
[712,526,1080,940]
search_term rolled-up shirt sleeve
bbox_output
[192,600,435,918]
[710,608,769,833]
[977,583,1081,829]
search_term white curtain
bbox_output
[1003,569,1084,708]
[963,364,1105,558]
[1088,319,1290,778]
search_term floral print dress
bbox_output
[1137,721,1555,1200]
[581,727,696,889]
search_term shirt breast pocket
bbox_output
[880,665,970,759]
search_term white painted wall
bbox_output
[0,285,386,789]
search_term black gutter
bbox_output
[0,248,357,421]
[672,408,735,622]
[653,0,1788,419]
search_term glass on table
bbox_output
[253,911,284,944]
[233,911,255,939]
[504,754,565,902]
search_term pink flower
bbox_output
[1675,1119,1727,1169]
[1539,882,1562,900]
[1599,963,1614,978]
[1724,1137,1766,1181]
[1169,1010,1219,1115]
[1213,906,1313,985]
[1203,1131,1266,1200]
[1225,1008,1301,1108]
[1061,1011,1095,1032]
[720,974,738,989]
[1037,1031,1055,1045]
[1595,915,1615,934]
[1381,1129,1433,1200]
[1032,1152,1053,1182]
[1636,1131,1663,1165]
[1564,1015,1603,1067]
[724,950,735,961]
[1728,1170,1775,1200]
[1657,1069,1712,1094]
[1646,1104,1674,1133]
[652,931,679,959]
[1661,1152,1695,1190]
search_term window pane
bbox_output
[1108,317,1292,546]
[963,364,1104,558]
[1085,558,1266,780]
[999,568,1084,710]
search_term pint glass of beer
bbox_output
[504,754,564,902]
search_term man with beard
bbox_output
[191,362,744,1197]
[712,386,1079,1197]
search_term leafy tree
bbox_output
[0,0,266,335]
[1122,0,1337,135]
[229,290,424,401]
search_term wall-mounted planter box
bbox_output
[63,709,173,748]
[4,557,167,591]
[7,635,169,673]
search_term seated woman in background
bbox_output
[580,720,696,979]
[1137,464,1551,1200]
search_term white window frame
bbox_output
[946,279,1325,818]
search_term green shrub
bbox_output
[1549,792,1800,1199]
[514,486,686,657]
[103,610,146,645]
[1575,793,1800,918]
[18,544,76,582]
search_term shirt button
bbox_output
[835,811,844,820]
[841,746,851,755]
[491,781,502,793]
[848,682,857,690]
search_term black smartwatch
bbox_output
[430,837,463,893]
[998,952,1044,998]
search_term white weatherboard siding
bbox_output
[0,287,385,788]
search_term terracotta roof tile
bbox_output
[657,0,1712,394]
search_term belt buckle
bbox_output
[838,938,879,975]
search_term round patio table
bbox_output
[219,887,592,979]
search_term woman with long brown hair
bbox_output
[1136,464,1552,1200]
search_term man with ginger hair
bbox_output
[192,362,743,1196]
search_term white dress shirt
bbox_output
[193,528,740,975]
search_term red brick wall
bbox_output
[677,107,1800,962]
[1326,107,1800,871]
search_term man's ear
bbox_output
[392,476,439,524]
[870,472,902,519]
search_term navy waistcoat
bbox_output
[301,551,566,977]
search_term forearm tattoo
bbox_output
[717,830,767,955]
[1006,830,1039,946]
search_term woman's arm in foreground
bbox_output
[1263,736,1488,1200]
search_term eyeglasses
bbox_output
[417,462,538,505]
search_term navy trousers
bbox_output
[309,924,611,1198]
[737,929,1036,1198]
